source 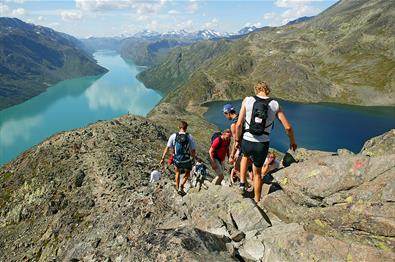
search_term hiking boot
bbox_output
[177,189,186,197]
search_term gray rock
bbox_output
[360,129,395,156]
[239,239,265,261]
[230,230,245,242]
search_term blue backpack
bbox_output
[173,132,191,163]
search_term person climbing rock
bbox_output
[235,80,297,202]
[160,120,196,195]
[209,129,232,185]
[223,104,243,186]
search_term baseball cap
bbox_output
[223,104,234,113]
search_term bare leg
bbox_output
[240,156,249,186]
[230,168,235,184]
[253,165,263,202]
[181,170,191,189]
[175,167,181,190]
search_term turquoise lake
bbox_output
[0,50,162,166]
[204,100,395,153]
[1,49,394,166]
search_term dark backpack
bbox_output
[174,132,191,162]
[210,131,230,160]
[245,96,273,136]
[211,131,222,145]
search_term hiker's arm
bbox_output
[235,100,246,147]
[209,142,218,169]
[190,135,197,162]
[160,146,170,165]
[261,157,274,177]
[230,123,238,161]
[277,107,297,151]
[191,149,196,162]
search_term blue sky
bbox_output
[0,0,337,38]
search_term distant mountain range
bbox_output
[120,27,273,65]
[0,17,107,110]
[138,0,395,106]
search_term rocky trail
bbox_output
[0,115,394,261]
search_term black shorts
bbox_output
[174,159,192,171]
[241,140,269,168]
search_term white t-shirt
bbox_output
[243,96,279,143]
[150,170,161,182]
[167,132,196,151]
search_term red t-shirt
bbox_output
[211,137,230,162]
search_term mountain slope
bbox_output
[138,0,395,106]
[0,113,394,261]
[0,18,108,110]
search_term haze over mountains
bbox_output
[0,17,107,110]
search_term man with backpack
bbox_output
[209,129,232,185]
[235,81,297,202]
[160,120,196,195]
[223,104,239,165]
[223,103,250,187]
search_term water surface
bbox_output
[204,99,395,153]
[0,50,161,165]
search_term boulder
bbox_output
[259,223,395,262]
[360,129,395,156]
[183,186,271,237]
[264,150,395,252]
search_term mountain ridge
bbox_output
[138,0,395,107]
[0,17,108,110]
[0,111,394,261]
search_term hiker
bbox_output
[191,157,208,188]
[235,80,297,202]
[160,120,196,195]
[209,129,232,185]
[230,153,253,186]
[263,152,280,175]
[223,104,243,184]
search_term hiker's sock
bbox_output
[239,182,246,189]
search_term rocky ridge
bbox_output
[0,115,394,261]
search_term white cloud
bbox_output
[244,22,262,28]
[187,0,199,14]
[168,9,179,15]
[48,22,59,28]
[0,4,10,15]
[204,18,219,29]
[11,8,26,17]
[75,0,167,15]
[266,0,321,26]
[61,10,83,21]
[280,5,320,24]
[134,3,163,15]
[137,15,149,21]
[5,0,25,4]
[75,0,125,12]
[275,0,314,8]
[175,19,194,31]
[0,115,42,146]
[37,15,45,21]
[263,12,277,20]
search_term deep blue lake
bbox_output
[204,99,395,153]
[0,50,162,165]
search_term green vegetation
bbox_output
[139,0,395,107]
[0,18,108,110]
